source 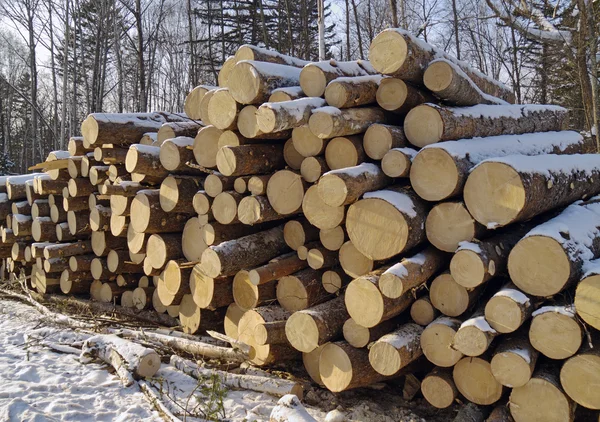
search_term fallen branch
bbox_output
[139,381,184,422]
[119,328,247,362]
[206,330,251,354]
[171,355,303,398]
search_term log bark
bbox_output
[93,145,128,165]
[248,252,308,285]
[283,139,304,170]
[309,106,388,139]
[404,103,567,147]
[346,185,429,260]
[32,217,58,242]
[285,295,349,352]
[299,60,378,98]
[89,165,110,185]
[68,136,87,156]
[216,144,285,177]
[228,61,302,104]
[81,112,177,146]
[411,130,590,202]
[306,245,338,270]
[130,189,189,234]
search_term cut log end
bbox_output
[450,249,486,289]
[421,318,463,367]
[510,374,575,422]
[426,201,482,253]
[464,162,525,228]
[410,148,458,201]
[404,105,444,147]
[575,275,600,330]
[369,30,408,75]
[423,60,454,92]
[421,370,457,409]
[299,66,327,98]
[484,294,528,334]
[375,78,408,112]
[491,350,534,389]
[560,352,600,410]
[267,170,305,215]
[453,356,503,405]
[344,277,384,328]
[318,342,354,392]
[430,273,470,317]
[285,312,320,353]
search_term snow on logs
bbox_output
[299,60,378,98]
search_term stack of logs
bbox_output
[1,27,599,422]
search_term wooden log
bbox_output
[63,196,89,213]
[67,211,92,236]
[269,86,304,102]
[309,106,387,139]
[363,123,408,161]
[157,121,202,145]
[411,131,590,202]
[344,268,414,328]
[484,283,534,334]
[508,200,600,296]
[68,136,87,156]
[91,230,127,256]
[244,175,270,197]
[184,84,218,120]
[237,305,290,348]
[247,252,307,286]
[181,217,207,262]
[453,403,489,422]
[60,270,93,295]
[266,169,307,216]
[67,178,95,198]
[453,307,498,357]
[67,156,83,178]
[11,242,26,261]
[93,145,128,165]
[89,165,110,186]
[509,365,576,422]
[130,189,189,234]
[31,217,57,242]
[228,61,302,105]
[430,272,483,317]
[200,222,263,246]
[321,269,350,294]
[369,28,515,101]
[98,181,144,196]
[217,130,254,150]
[234,44,309,68]
[299,156,327,183]
[292,126,327,158]
[211,191,243,224]
[421,368,458,409]
[306,245,338,270]
[232,270,277,310]
[346,185,428,260]
[405,103,567,148]
[237,105,291,140]
[108,194,132,218]
[233,176,252,194]
[90,205,111,232]
[207,88,241,130]
[324,75,383,108]
[216,144,285,177]
[7,174,42,200]
[276,268,331,312]
[44,257,71,273]
[283,138,304,170]
[491,330,539,388]
[529,304,582,359]
[375,77,434,114]
[37,178,69,196]
[80,112,171,146]
[158,136,199,174]
[124,144,168,178]
[560,336,600,410]
[420,316,464,367]
[426,200,486,253]
[145,234,183,269]
[450,222,534,289]
[338,240,378,278]
[12,214,32,237]
[424,59,507,106]
[368,323,423,375]
[81,334,161,381]
[302,185,345,230]
[300,60,378,98]
[381,147,417,178]
[319,226,346,251]
[199,225,288,278]
[317,163,391,207]
[237,195,285,225]
[192,190,212,216]
[285,295,349,353]
[50,204,67,223]
[192,125,223,169]
[575,259,600,331]
[379,247,447,299]
[256,97,325,134]
[453,355,504,405]
[198,89,217,125]
[283,219,319,251]
[12,200,31,215]
[318,341,392,392]
[342,316,399,348]
[158,176,201,214]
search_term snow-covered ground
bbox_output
[0,297,327,422]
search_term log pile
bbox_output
[1,28,599,421]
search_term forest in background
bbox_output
[0,0,596,173]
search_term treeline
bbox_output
[0,0,598,174]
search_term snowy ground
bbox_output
[0,297,330,422]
